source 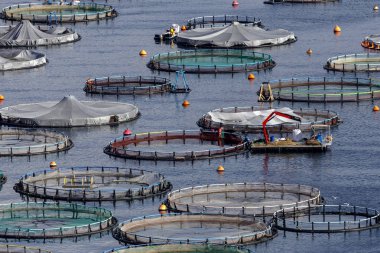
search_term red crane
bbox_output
[262,111,302,144]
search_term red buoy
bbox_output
[232,0,239,6]
[123,128,132,136]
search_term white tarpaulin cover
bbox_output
[208,107,308,126]
[0,49,46,71]
[176,22,295,48]
[0,20,80,47]
[0,95,139,127]
[364,34,380,44]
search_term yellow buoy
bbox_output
[373,105,379,111]
[334,25,341,33]
[306,48,313,55]
[49,161,57,168]
[139,49,147,56]
[181,25,187,31]
[182,100,190,107]
[159,203,168,212]
[0,94,4,100]
[248,73,255,80]
[374,4,379,11]
[217,165,225,172]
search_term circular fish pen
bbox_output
[0,244,51,253]
[14,166,173,202]
[1,2,117,23]
[0,202,117,239]
[167,183,321,216]
[264,0,338,4]
[104,244,251,253]
[103,130,248,161]
[84,76,171,95]
[186,15,262,29]
[113,213,274,245]
[260,77,380,102]
[0,50,46,71]
[197,106,340,133]
[147,49,276,73]
[0,128,73,156]
[324,53,380,72]
[274,205,380,233]
[361,35,380,50]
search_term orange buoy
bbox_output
[159,203,168,213]
[181,25,187,31]
[123,128,132,136]
[248,73,255,80]
[217,165,225,172]
[139,49,147,56]
[182,100,190,107]
[306,48,313,55]
[373,105,379,111]
[50,161,57,169]
[334,25,341,33]
[0,94,4,100]
[232,0,239,6]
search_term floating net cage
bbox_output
[0,95,139,128]
[0,202,117,239]
[1,2,117,23]
[0,49,46,71]
[264,0,338,4]
[259,77,380,102]
[104,130,248,161]
[147,49,276,73]
[274,205,380,233]
[361,35,380,50]
[0,20,80,47]
[176,22,296,49]
[14,166,173,202]
[324,53,380,72]
[84,76,172,95]
[166,183,322,216]
[0,128,73,156]
[113,213,274,245]
[104,244,251,253]
[197,106,340,133]
[186,15,262,29]
[0,244,51,253]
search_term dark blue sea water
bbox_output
[1,0,380,252]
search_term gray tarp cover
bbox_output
[0,20,80,47]
[0,95,139,127]
[0,49,46,70]
[176,22,295,48]
[207,107,308,126]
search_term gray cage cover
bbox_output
[0,95,139,127]
[0,49,46,71]
[0,20,80,47]
[176,22,296,48]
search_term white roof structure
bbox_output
[0,95,139,127]
[0,50,46,71]
[176,22,296,48]
[0,20,80,47]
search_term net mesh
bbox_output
[113,213,274,245]
[14,166,172,202]
[0,244,52,253]
[186,15,262,29]
[104,244,251,253]
[325,53,380,72]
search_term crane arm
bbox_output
[263,111,302,144]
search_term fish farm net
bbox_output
[1,2,117,23]
[324,53,380,72]
[113,213,274,245]
[259,77,380,102]
[14,166,172,202]
[0,202,117,239]
[0,50,46,71]
[166,183,321,216]
[147,49,276,73]
[186,15,262,29]
[84,76,171,95]
[0,128,73,156]
[197,106,340,133]
[0,244,52,253]
[104,244,251,253]
[264,0,338,3]
[103,130,248,161]
[274,205,380,233]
